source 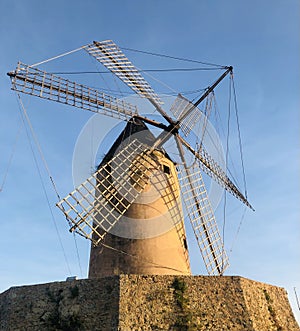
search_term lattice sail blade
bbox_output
[177,135,254,210]
[84,40,163,106]
[170,94,203,136]
[56,139,157,245]
[8,62,138,121]
[177,163,229,275]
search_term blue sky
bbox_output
[0,0,299,322]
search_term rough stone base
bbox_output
[0,275,299,331]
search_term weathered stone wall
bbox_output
[0,275,299,331]
[0,277,120,331]
[119,275,299,331]
[240,277,298,331]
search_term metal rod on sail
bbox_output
[179,66,233,122]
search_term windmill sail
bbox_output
[84,40,174,122]
[177,161,229,275]
[170,94,203,136]
[177,135,254,210]
[57,139,156,245]
[84,40,163,106]
[7,62,138,121]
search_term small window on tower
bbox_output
[183,238,188,250]
[162,164,170,175]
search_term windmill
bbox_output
[8,40,253,277]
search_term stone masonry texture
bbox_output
[0,275,299,331]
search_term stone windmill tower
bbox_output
[88,117,191,277]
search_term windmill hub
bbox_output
[166,121,180,134]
